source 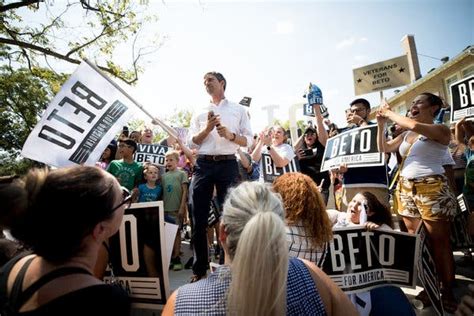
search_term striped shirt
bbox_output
[286,222,328,267]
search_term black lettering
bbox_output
[38,125,76,149]
[58,97,96,123]
[71,81,107,110]
[47,109,85,133]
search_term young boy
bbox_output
[162,150,189,271]
[137,164,162,202]
[107,139,142,191]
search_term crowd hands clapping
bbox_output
[1,69,473,316]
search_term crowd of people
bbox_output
[1,70,473,315]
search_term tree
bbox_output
[0,0,160,84]
[0,65,68,175]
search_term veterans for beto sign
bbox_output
[134,144,170,166]
[353,55,411,96]
[261,153,300,183]
[320,227,420,294]
[321,125,384,172]
[21,61,134,167]
[450,75,474,122]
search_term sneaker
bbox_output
[190,273,206,283]
[173,257,183,271]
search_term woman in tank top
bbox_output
[376,93,457,313]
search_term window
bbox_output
[445,74,459,99]
[462,65,474,78]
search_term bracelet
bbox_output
[230,133,236,141]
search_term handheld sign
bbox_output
[261,153,300,183]
[416,224,444,316]
[134,144,171,166]
[104,201,170,310]
[320,227,419,294]
[239,96,252,107]
[450,75,474,122]
[450,194,474,250]
[21,61,134,167]
[353,55,411,96]
[320,125,384,172]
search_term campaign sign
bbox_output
[320,227,419,294]
[21,61,134,167]
[321,125,383,172]
[417,224,443,316]
[104,201,170,309]
[450,75,474,122]
[134,144,171,166]
[261,153,300,183]
[303,103,329,118]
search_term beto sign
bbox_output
[321,125,384,172]
[450,75,474,122]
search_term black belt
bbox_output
[198,154,236,161]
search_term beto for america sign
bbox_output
[450,75,474,122]
[321,125,384,172]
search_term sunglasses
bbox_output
[109,187,132,214]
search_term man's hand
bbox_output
[206,113,221,133]
[216,125,233,139]
[347,112,364,126]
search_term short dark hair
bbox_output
[205,71,226,91]
[120,139,137,153]
[420,92,443,116]
[350,98,371,110]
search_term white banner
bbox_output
[21,61,135,167]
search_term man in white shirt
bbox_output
[188,72,253,281]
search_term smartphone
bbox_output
[122,126,129,137]
[303,148,313,156]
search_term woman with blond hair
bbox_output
[273,172,333,266]
[163,181,357,316]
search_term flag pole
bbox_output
[84,59,178,139]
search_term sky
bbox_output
[18,0,474,133]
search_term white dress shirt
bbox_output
[189,99,253,155]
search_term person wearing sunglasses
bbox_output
[0,166,131,315]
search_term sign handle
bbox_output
[379,90,384,103]
[83,59,178,139]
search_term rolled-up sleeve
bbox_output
[239,109,253,148]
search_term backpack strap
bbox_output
[14,266,92,311]
[8,256,35,312]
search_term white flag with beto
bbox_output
[21,61,177,168]
[21,61,135,167]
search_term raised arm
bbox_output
[314,104,328,146]
[379,100,450,145]
[376,111,405,153]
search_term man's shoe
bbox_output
[184,257,193,269]
[173,257,183,271]
[189,274,206,283]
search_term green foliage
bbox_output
[0,0,160,84]
[0,66,67,175]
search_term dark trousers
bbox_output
[189,158,238,276]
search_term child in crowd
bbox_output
[107,139,143,191]
[135,164,162,202]
[162,150,189,271]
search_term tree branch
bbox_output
[0,0,39,13]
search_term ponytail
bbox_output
[223,182,288,316]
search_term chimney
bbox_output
[401,35,421,82]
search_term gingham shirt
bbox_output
[174,258,327,315]
[286,222,328,267]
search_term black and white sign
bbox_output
[321,125,384,171]
[104,201,170,309]
[134,144,171,166]
[417,224,443,316]
[239,96,252,107]
[261,153,300,183]
[303,103,329,118]
[320,227,419,294]
[450,75,474,122]
[21,61,134,167]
